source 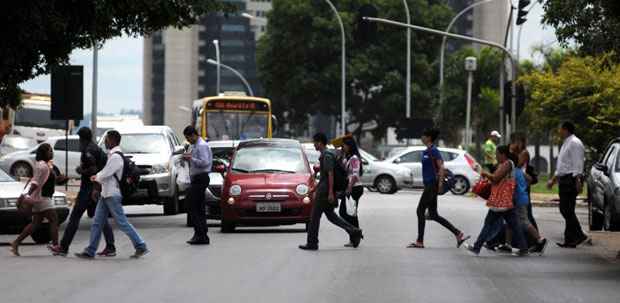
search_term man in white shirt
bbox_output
[547,122,589,248]
[76,130,149,259]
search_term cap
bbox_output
[490,130,502,138]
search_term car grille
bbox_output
[240,207,303,217]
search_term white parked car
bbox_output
[0,135,38,157]
[0,135,82,179]
[302,143,414,194]
[384,146,481,195]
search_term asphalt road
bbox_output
[1,191,619,303]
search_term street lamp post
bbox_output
[439,0,500,110]
[213,40,221,95]
[464,57,477,147]
[321,0,346,135]
[206,59,254,96]
[403,0,411,119]
[91,44,98,135]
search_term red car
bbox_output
[220,139,315,232]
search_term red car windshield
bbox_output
[232,146,307,174]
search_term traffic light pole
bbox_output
[363,16,518,133]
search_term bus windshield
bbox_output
[14,107,65,129]
[207,111,269,140]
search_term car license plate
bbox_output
[256,203,281,213]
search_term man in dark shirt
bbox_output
[299,133,362,251]
[49,127,116,256]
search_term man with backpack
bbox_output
[49,127,116,256]
[76,130,148,259]
[299,133,363,251]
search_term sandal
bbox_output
[456,233,471,248]
[406,242,425,248]
[9,242,20,256]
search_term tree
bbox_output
[257,0,453,140]
[0,1,235,108]
[541,0,620,58]
[519,53,620,156]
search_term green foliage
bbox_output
[257,0,453,138]
[0,0,235,108]
[520,53,620,156]
[541,0,620,58]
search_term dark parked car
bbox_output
[587,138,620,231]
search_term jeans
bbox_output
[307,197,359,246]
[416,183,460,242]
[84,195,146,256]
[558,176,585,243]
[473,209,527,252]
[189,173,210,240]
[60,181,114,252]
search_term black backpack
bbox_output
[113,151,141,198]
[93,145,108,172]
[332,153,349,192]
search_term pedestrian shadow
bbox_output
[226,228,306,234]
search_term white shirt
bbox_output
[555,134,585,177]
[95,146,124,198]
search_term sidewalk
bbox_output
[530,193,588,207]
[589,232,620,261]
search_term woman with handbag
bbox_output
[465,145,529,256]
[338,137,365,247]
[9,143,60,256]
[407,128,470,249]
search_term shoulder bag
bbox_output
[486,161,516,211]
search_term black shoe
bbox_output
[556,242,577,248]
[483,243,497,252]
[187,237,210,245]
[464,243,480,256]
[496,244,513,253]
[456,233,471,248]
[75,252,95,259]
[530,238,548,255]
[350,229,363,248]
[131,247,150,259]
[574,235,590,247]
[513,249,529,257]
[299,244,318,251]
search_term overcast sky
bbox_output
[21,4,558,114]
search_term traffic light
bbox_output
[354,4,378,45]
[503,81,526,117]
[516,0,531,26]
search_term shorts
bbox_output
[32,197,54,213]
[516,205,531,226]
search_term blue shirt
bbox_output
[422,146,442,186]
[513,168,529,207]
[190,137,212,176]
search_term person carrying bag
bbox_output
[465,145,529,257]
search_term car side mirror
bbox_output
[362,159,369,165]
[173,146,185,155]
[214,164,227,173]
[595,163,609,175]
[393,158,401,164]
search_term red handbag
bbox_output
[472,179,492,200]
[486,164,516,210]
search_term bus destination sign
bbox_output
[207,100,269,111]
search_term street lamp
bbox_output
[212,40,221,95]
[464,57,477,147]
[439,0,500,110]
[403,0,412,119]
[206,59,255,97]
[319,0,346,135]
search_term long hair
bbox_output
[35,143,53,162]
[343,137,363,176]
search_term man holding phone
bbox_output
[183,125,212,245]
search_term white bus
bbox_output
[11,93,70,143]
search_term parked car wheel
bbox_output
[375,175,397,194]
[163,188,180,216]
[603,202,620,231]
[221,220,236,233]
[588,190,604,231]
[450,175,470,195]
[11,162,32,179]
[31,223,51,244]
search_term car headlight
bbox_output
[151,164,169,174]
[296,184,309,196]
[53,196,67,206]
[7,198,18,207]
[229,185,242,196]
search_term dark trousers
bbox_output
[474,209,527,251]
[60,181,114,251]
[307,196,358,246]
[558,175,585,243]
[189,173,210,239]
[416,184,460,242]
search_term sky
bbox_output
[20,3,558,115]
